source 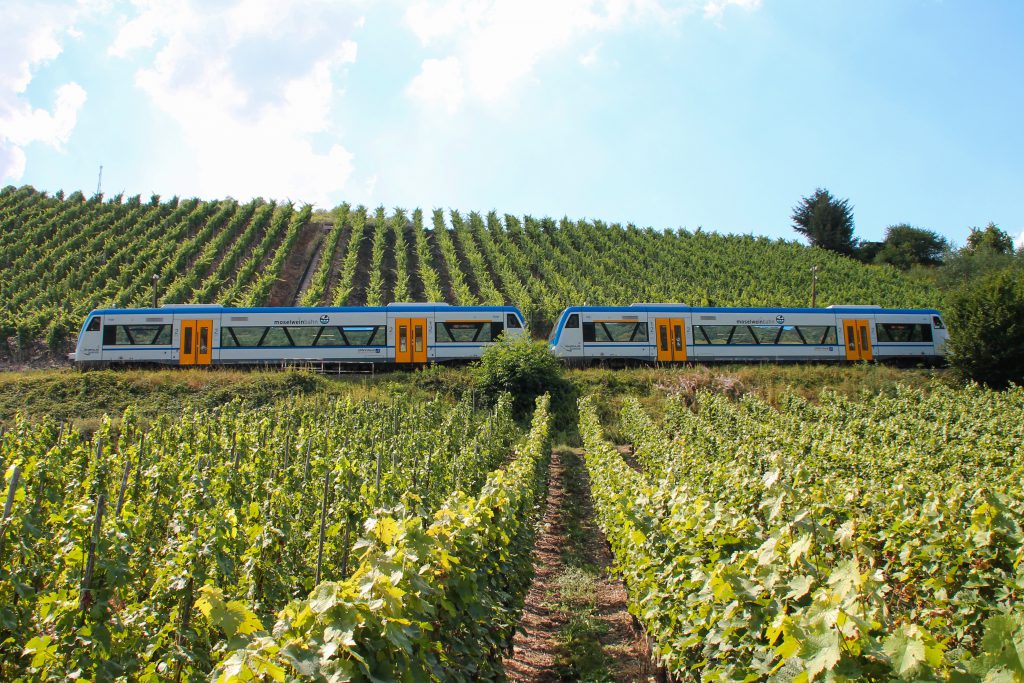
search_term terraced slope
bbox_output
[0,185,939,350]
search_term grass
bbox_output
[0,362,954,433]
[0,367,461,430]
[545,447,615,681]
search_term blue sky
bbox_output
[2,0,1022,247]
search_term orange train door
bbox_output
[842,319,873,361]
[655,318,687,362]
[395,318,427,364]
[395,318,411,363]
[179,320,213,366]
[411,318,427,363]
[671,319,687,362]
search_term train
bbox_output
[70,302,948,367]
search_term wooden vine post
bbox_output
[314,469,330,585]
[80,493,106,614]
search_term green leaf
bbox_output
[788,533,813,566]
[309,583,340,615]
[196,586,263,639]
[802,625,841,681]
[883,627,927,677]
[785,575,814,600]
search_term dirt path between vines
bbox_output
[504,449,654,682]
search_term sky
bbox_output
[2,0,1022,248]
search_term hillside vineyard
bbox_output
[0,394,553,680]
[579,386,1024,680]
[0,186,938,346]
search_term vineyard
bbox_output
[0,185,939,353]
[0,392,553,680]
[580,386,1024,680]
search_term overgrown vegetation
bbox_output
[945,267,1024,387]
[473,333,570,419]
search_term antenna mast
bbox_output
[96,165,103,196]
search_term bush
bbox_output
[473,334,564,418]
[946,267,1024,387]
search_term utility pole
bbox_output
[152,273,159,309]
[96,165,103,196]
[810,265,819,307]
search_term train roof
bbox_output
[555,304,942,315]
[86,304,524,316]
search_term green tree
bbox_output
[791,188,856,256]
[873,224,949,270]
[473,333,565,418]
[946,267,1024,387]
[965,222,1014,254]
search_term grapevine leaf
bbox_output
[883,628,926,677]
[786,575,814,600]
[196,586,263,639]
[309,583,340,614]
[788,533,813,566]
[802,625,841,681]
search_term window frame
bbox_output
[101,323,172,346]
[582,320,650,344]
[692,324,839,346]
[435,320,502,344]
[220,325,387,348]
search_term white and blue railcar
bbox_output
[548,304,948,364]
[71,303,526,367]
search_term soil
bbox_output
[504,450,653,682]
[449,224,483,301]
[346,215,376,306]
[267,220,328,307]
[404,224,425,302]
[426,229,457,303]
[290,222,333,305]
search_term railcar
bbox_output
[548,304,948,364]
[71,303,526,367]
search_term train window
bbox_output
[415,325,424,353]
[695,324,838,346]
[87,317,101,332]
[102,324,171,346]
[777,326,806,344]
[693,325,731,344]
[730,326,757,344]
[259,327,293,347]
[797,326,836,345]
[932,316,945,329]
[876,323,933,343]
[288,327,321,346]
[660,325,669,350]
[583,321,649,343]
[221,325,386,347]
[506,314,522,329]
[751,325,783,344]
[221,327,265,347]
[565,314,579,329]
[436,321,500,343]
[339,326,385,346]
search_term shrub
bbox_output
[946,267,1024,387]
[473,333,564,418]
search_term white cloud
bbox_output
[0,1,92,183]
[407,57,465,114]
[579,43,602,67]
[703,0,761,21]
[110,0,362,205]
[402,0,759,113]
